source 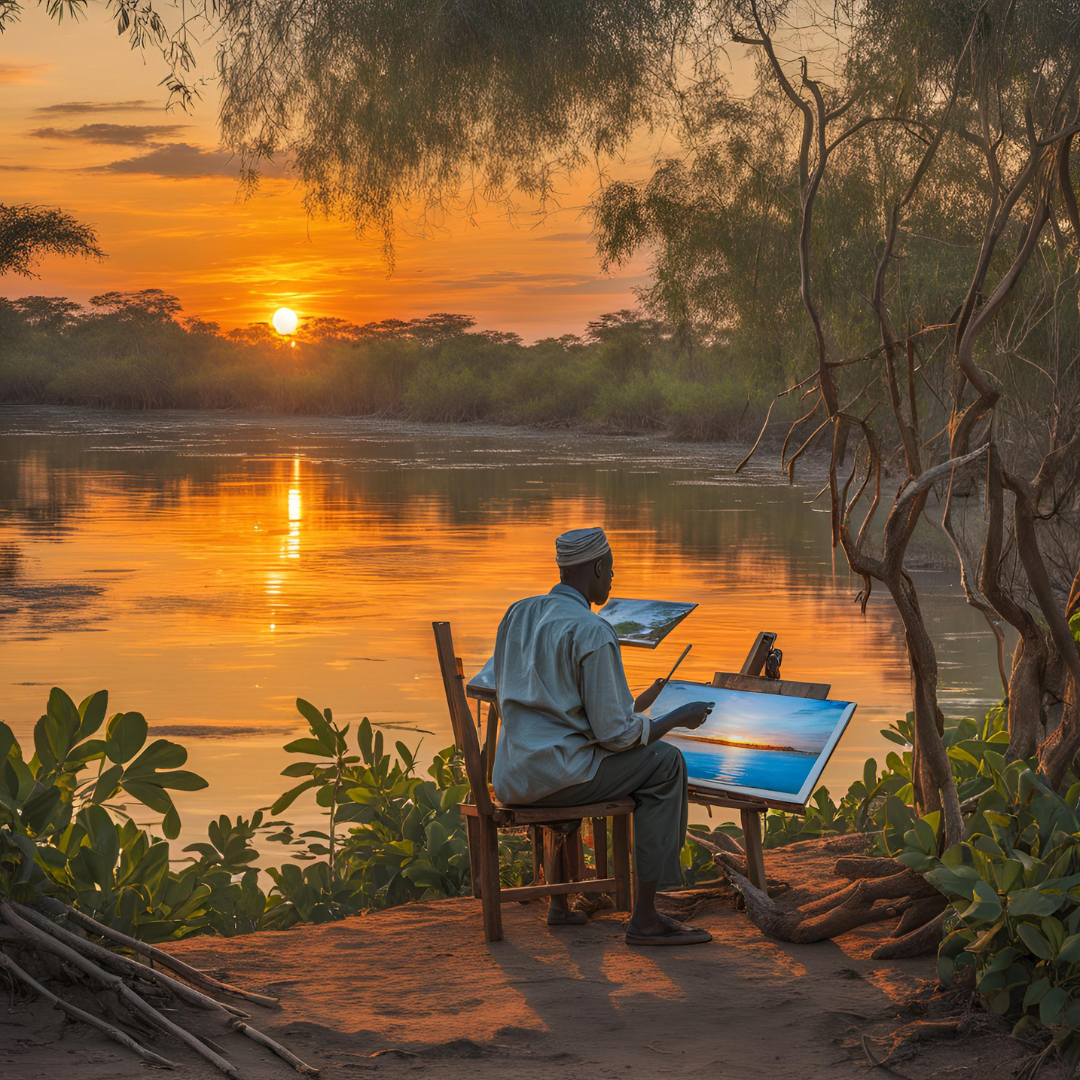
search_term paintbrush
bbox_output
[661,643,692,685]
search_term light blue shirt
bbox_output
[491,583,649,804]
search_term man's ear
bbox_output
[593,557,604,579]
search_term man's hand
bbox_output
[634,678,667,713]
[674,701,713,730]
[646,700,713,743]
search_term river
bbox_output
[0,407,1004,840]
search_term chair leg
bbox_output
[612,814,632,912]
[465,816,482,898]
[567,824,585,882]
[542,827,563,888]
[591,816,607,879]
[530,825,542,885]
[477,815,504,942]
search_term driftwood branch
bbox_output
[1,898,318,1077]
[0,947,179,1069]
[35,897,279,1008]
[1,901,240,1079]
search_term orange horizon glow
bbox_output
[0,8,671,341]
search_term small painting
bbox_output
[646,680,856,806]
[597,597,697,648]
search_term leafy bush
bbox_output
[0,687,532,939]
[896,756,1080,1067]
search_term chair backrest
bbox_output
[432,621,493,815]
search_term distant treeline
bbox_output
[0,290,784,441]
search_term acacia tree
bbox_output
[0,205,104,278]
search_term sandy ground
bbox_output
[0,841,1049,1080]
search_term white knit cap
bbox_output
[555,527,611,568]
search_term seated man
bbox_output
[492,526,714,946]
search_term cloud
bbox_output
[0,64,53,85]
[521,274,649,296]
[29,123,188,147]
[90,142,289,180]
[427,270,596,291]
[90,142,244,178]
[35,100,158,115]
[532,231,594,242]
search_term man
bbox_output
[492,526,714,945]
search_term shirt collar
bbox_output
[549,582,592,610]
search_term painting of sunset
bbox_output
[647,681,857,805]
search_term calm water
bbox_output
[0,407,1004,839]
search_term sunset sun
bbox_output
[271,307,299,336]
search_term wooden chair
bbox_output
[433,621,634,943]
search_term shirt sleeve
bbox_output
[579,640,650,751]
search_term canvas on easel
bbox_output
[645,679,856,807]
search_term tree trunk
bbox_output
[1005,630,1048,762]
[891,578,965,845]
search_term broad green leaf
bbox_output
[33,717,56,771]
[270,778,321,815]
[0,721,15,764]
[879,729,909,747]
[281,761,317,777]
[91,763,123,803]
[1058,933,1080,963]
[358,717,373,763]
[45,687,81,761]
[1043,916,1067,956]
[152,770,208,792]
[295,699,336,748]
[1010,888,1065,918]
[991,989,1013,1015]
[162,804,181,840]
[120,778,174,814]
[125,739,187,777]
[1024,977,1052,1009]
[77,690,109,739]
[999,859,1025,894]
[283,738,335,758]
[962,880,1003,923]
[21,785,63,833]
[912,816,937,854]
[1041,987,1069,1026]
[862,758,877,792]
[106,712,148,764]
[1018,923,1055,960]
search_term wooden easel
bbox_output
[464,631,830,901]
[689,631,830,891]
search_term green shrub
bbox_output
[0,687,534,939]
[896,760,1080,1066]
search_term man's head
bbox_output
[555,527,614,607]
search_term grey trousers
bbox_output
[533,741,688,890]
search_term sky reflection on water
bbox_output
[0,408,1005,839]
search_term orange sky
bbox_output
[0,5,682,340]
